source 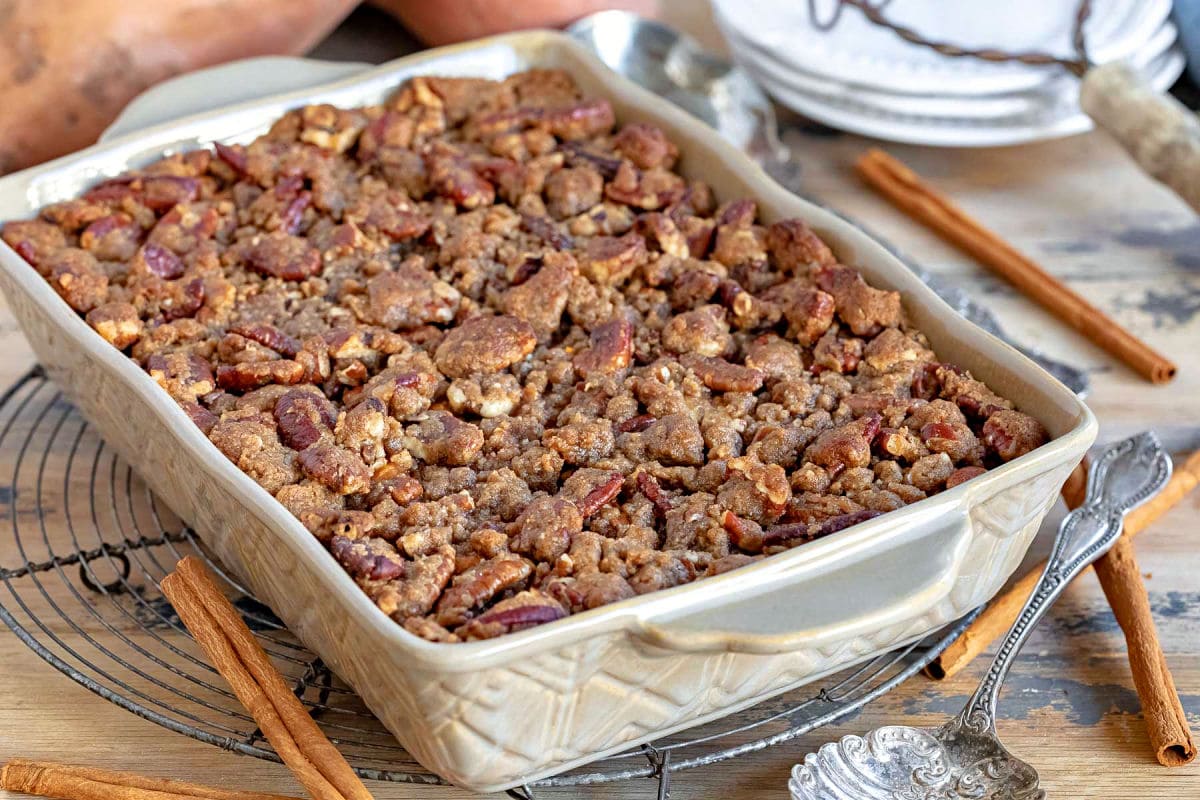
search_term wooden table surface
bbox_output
[2,5,1199,799]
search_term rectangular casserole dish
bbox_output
[0,31,1096,792]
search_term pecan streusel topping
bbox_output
[5,70,1049,642]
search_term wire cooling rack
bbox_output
[0,365,980,798]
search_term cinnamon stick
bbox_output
[0,759,296,800]
[1094,537,1196,766]
[160,558,371,800]
[928,449,1200,680]
[855,148,1177,384]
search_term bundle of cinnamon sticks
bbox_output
[2,557,373,800]
[158,558,372,800]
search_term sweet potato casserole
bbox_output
[3,70,1048,642]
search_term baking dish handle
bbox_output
[101,56,371,142]
[631,504,975,655]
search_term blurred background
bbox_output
[2,0,1197,174]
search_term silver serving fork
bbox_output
[790,431,1172,800]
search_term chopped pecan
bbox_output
[682,354,763,393]
[344,190,430,241]
[719,457,791,524]
[812,328,863,375]
[405,411,484,466]
[146,352,215,403]
[213,142,248,175]
[180,401,218,435]
[3,219,67,271]
[605,161,686,210]
[142,175,200,213]
[543,166,602,220]
[541,99,615,140]
[298,442,372,495]
[207,408,299,495]
[446,374,521,418]
[48,249,108,312]
[503,252,574,339]
[372,545,456,620]
[613,122,678,170]
[436,553,532,626]
[814,263,902,337]
[434,315,536,379]
[572,318,634,379]
[545,573,636,612]
[80,213,141,262]
[618,414,656,433]
[138,242,186,280]
[512,496,583,562]
[762,281,836,346]
[216,360,305,392]
[576,472,624,517]
[982,410,1048,461]
[636,212,689,258]
[806,413,882,473]
[765,218,835,270]
[161,277,205,321]
[661,305,732,357]
[946,465,987,489]
[362,260,461,330]
[811,508,882,538]
[636,472,674,517]
[427,150,495,209]
[239,232,322,281]
[458,590,567,639]
[670,269,721,311]
[560,140,622,178]
[228,323,301,358]
[520,213,574,249]
[85,302,142,349]
[579,231,647,285]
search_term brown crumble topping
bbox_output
[5,70,1049,642]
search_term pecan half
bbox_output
[228,323,301,358]
[330,535,406,581]
[579,231,647,285]
[682,354,764,393]
[572,318,634,379]
[274,389,337,451]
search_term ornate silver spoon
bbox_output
[790,431,1172,800]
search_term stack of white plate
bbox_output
[712,0,1185,146]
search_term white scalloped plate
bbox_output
[722,17,1177,123]
[742,41,1185,147]
[713,0,1172,97]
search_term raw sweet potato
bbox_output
[372,0,655,46]
[0,0,358,173]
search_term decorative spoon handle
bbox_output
[959,432,1172,730]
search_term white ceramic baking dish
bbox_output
[0,32,1096,792]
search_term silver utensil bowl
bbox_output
[790,431,1172,799]
[567,10,788,163]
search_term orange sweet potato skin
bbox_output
[0,0,358,173]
